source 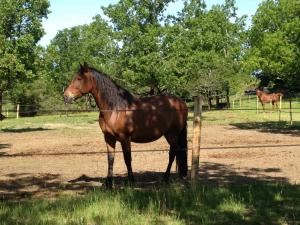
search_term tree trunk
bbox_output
[226,88,230,108]
[0,90,3,115]
[0,90,4,120]
[216,95,220,107]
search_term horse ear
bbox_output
[79,62,89,75]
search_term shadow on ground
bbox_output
[0,163,299,225]
[0,144,11,150]
[0,162,290,200]
[0,127,52,133]
[230,121,300,136]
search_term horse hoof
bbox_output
[105,178,113,189]
[163,174,170,184]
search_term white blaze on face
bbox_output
[65,90,77,98]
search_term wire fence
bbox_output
[1,94,300,183]
[2,94,300,115]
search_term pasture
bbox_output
[0,108,300,225]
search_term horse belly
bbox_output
[131,126,166,143]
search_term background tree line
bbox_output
[0,0,299,115]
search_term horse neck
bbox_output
[90,70,133,110]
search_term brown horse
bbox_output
[63,63,188,187]
[256,89,283,111]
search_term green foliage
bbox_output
[248,0,300,91]
[0,0,49,92]
[43,16,115,93]
[39,0,255,100]
[169,0,249,96]
[0,0,49,115]
[102,0,178,95]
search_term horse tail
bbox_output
[176,122,188,178]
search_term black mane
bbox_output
[84,67,134,109]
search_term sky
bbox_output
[39,0,264,47]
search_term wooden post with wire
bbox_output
[191,95,203,185]
[240,96,242,109]
[256,96,259,114]
[289,98,293,126]
[278,95,282,121]
[16,103,20,119]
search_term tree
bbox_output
[248,0,300,92]
[102,0,178,95]
[44,15,115,93]
[0,0,50,115]
[164,0,248,103]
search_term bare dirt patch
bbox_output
[1,123,300,198]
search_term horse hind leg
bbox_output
[164,125,188,182]
[164,144,177,183]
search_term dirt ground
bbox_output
[0,122,300,199]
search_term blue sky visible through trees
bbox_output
[39,0,263,46]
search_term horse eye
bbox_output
[77,77,82,81]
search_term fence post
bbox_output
[6,108,8,118]
[256,96,259,114]
[16,103,20,119]
[191,95,202,185]
[232,99,235,109]
[289,99,293,126]
[240,96,242,109]
[278,95,282,121]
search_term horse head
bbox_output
[255,88,263,96]
[63,62,93,104]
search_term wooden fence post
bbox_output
[16,103,20,119]
[256,96,259,114]
[278,95,282,121]
[240,96,242,109]
[191,95,203,185]
[289,99,293,126]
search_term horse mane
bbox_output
[84,67,134,109]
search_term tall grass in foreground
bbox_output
[0,182,299,225]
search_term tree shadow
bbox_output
[230,121,300,136]
[0,144,11,149]
[0,161,291,200]
[0,127,52,133]
[199,162,288,185]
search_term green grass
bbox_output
[0,182,299,225]
[0,112,99,131]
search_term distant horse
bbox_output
[63,63,188,187]
[256,89,283,111]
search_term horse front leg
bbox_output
[120,138,134,185]
[262,103,265,112]
[104,133,116,188]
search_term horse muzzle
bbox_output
[64,95,74,104]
